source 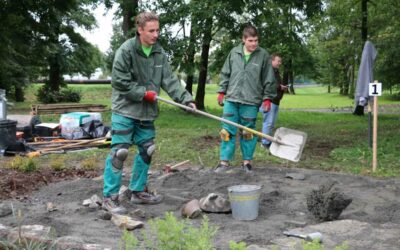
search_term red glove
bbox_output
[143,91,157,102]
[262,99,271,112]
[217,93,225,106]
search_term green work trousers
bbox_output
[220,101,258,162]
[103,113,155,197]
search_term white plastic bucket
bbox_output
[228,185,262,221]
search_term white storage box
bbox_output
[60,112,102,139]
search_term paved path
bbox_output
[283,104,400,114]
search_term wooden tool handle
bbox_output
[156,96,279,143]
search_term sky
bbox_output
[78,4,118,53]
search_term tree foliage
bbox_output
[0,0,104,102]
[311,0,400,96]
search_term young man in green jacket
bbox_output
[215,24,276,173]
[102,12,196,214]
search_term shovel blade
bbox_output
[270,127,307,162]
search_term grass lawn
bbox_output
[6,83,400,177]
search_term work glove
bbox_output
[187,102,197,110]
[185,102,197,113]
[217,93,225,106]
[262,99,271,113]
[143,91,157,103]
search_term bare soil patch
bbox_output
[1,165,400,249]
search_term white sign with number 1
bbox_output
[369,82,382,96]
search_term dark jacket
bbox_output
[271,68,287,105]
[111,36,193,121]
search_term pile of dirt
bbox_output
[0,168,101,200]
[1,165,400,249]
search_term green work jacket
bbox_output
[111,36,193,121]
[218,44,276,106]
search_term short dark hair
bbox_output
[271,53,282,60]
[135,12,159,29]
[242,24,258,39]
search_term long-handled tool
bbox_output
[27,137,108,157]
[283,231,323,242]
[157,96,307,162]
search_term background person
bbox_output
[215,24,276,173]
[102,11,196,214]
[260,53,288,149]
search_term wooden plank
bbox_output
[30,103,109,115]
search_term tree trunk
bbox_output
[289,67,295,95]
[284,59,295,95]
[186,75,194,95]
[48,53,61,92]
[361,0,368,43]
[122,0,138,37]
[185,25,196,95]
[195,17,212,110]
[14,86,24,102]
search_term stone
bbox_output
[131,209,146,219]
[55,236,109,250]
[8,225,55,243]
[0,224,11,238]
[247,244,268,250]
[46,202,58,212]
[111,214,144,230]
[88,202,100,211]
[285,172,305,180]
[90,194,102,205]
[83,199,92,206]
[199,193,231,213]
[97,210,112,220]
[0,203,12,217]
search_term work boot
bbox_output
[131,191,163,205]
[102,195,127,215]
[241,163,253,173]
[214,163,230,173]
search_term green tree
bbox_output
[311,0,400,97]
[0,0,41,101]
[66,43,104,79]
[0,0,104,102]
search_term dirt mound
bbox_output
[0,168,101,200]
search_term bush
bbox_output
[36,85,81,103]
[50,156,67,171]
[81,157,97,170]
[229,241,247,250]
[5,156,37,172]
[120,212,218,250]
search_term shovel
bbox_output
[156,96,307,162]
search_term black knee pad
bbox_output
[139,140,155,164]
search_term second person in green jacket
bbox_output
[215,24,276,173]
